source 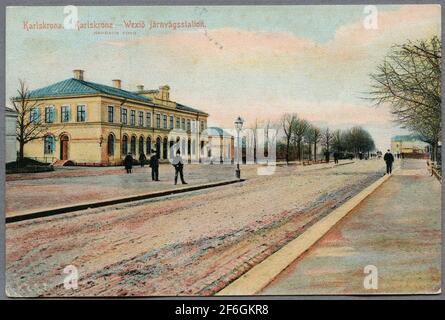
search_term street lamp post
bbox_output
[234,116,244,179]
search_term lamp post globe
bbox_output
[234,116,244,179]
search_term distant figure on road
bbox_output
[139,152,146,168]
[333,151,339,164]
[172,150,187,185]
[384,149,395,174]
[149,149,160,181]
[123,153,133,174]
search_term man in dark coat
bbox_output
[139,152,146,168]
[123,153,133,174]
[172,150,187,185]
[333,151,339,164]
[383,149,395,174]
[149,149,160,181]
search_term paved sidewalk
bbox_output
[260,159,441,295]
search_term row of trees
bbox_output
[277,113,375,164]
[369,36,441,161]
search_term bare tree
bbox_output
[312,126,321,161]
[280,113,297,164]
[331,129,343,153]
[321,127,333,162]
[291,118,309,162]
[10,80,48,162]
[369,36,441,160]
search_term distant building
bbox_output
[391,135,428,156]
[5,107,17,163]
[204,127,234,163]
[16,70,208,165]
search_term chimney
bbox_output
[112,79,122,89]
[73,69,84,80]
[159,85,170,100]
[137,84,144,92]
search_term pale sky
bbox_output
[6,5,441,151]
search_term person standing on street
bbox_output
[123,152,133,174]
[172,150,187,185]
[139,152,146,168]
[149,149,160,181]
[384,149,395,175]
[333,151,339,164]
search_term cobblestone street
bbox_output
[6,160,386,296]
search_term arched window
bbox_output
[163,137,168,159]
[156,137,161,158]
[44,135,55,154]
[146,137,152,154]
[130,136,136,155]
[108,133,115,156]
[122,135,128,155]
[139,136,144,155]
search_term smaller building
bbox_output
[391,135,428,157]
[5,107,17,163]
[204,127,234,164]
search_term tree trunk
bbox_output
[314,142,317,161]
[19,141,25,162]
[286,137,290,164]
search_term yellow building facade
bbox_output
[22,70,208,165]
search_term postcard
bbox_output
[3,4,442,297]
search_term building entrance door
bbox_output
[60,135,69,160]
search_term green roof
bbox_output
[28,78,154,104]
[206,127,232,137]
[176,103,208,115]
[28,77,208,115]
[392,134,423,142]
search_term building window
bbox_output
[146,112,152,128]
[187,119,191,131]
[146,137,152,154]
[163,115,168,129]
[44,135,55,154]
[130,136,136,155]
[163,137,168,159]
[169,115,174,129]
[130,110,136,126]
[108,106,114,123]
[122,135,128,155]
[139,111,144,126]
[200,120,204,131]
[108,133,115,156]
[156,113,161,128]
[61,105,70,122]
[77,105,86,122]
[30,108,40,123]
[45,106,55,123]
[121,108,127,124]
[176,117,180,129]
[139,136,144,155]
[181,118,185,130]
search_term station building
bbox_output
[20,70,209,165]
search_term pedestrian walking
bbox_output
[139,152,146,168]
[172,150,187,185]
[149,149,160,181]
[123,152,133,174]
[384,149,395,174]
[333,151,339,164]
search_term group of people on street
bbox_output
[122,149,187,185]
